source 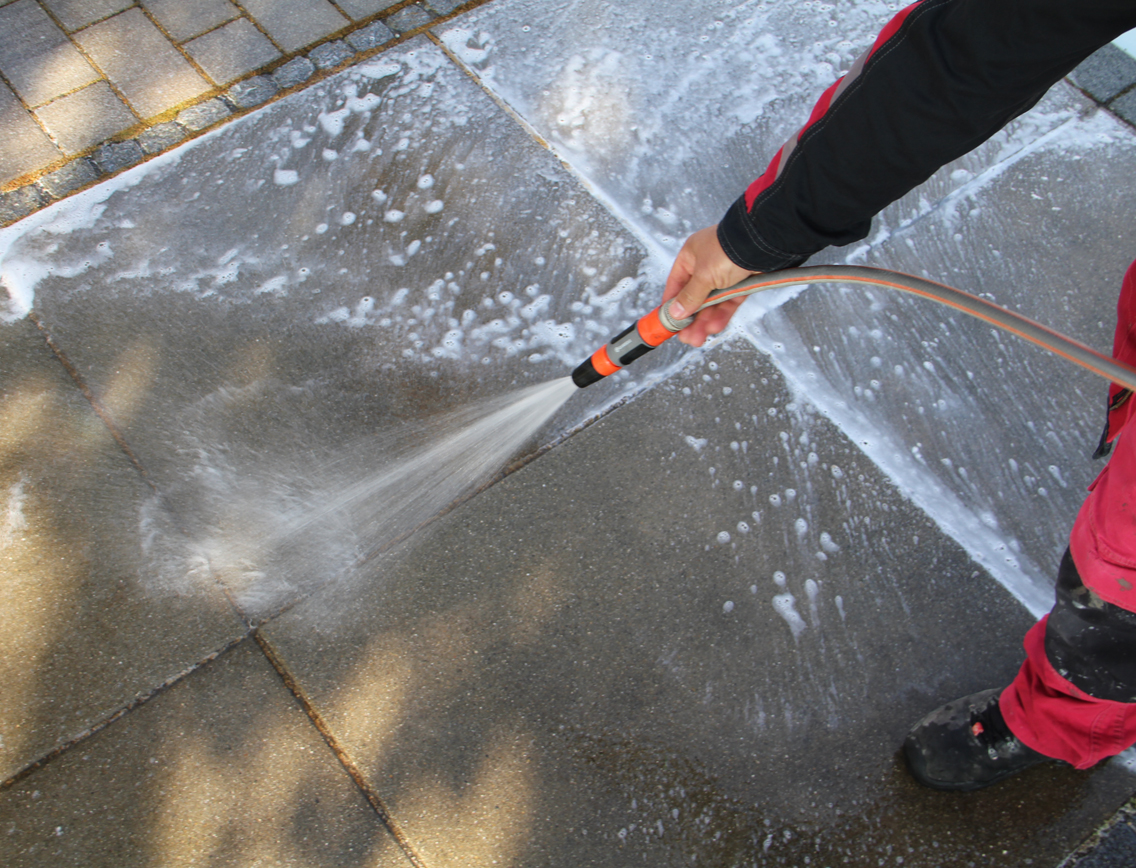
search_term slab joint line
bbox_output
[253,630,428,868]
[1,633,252,791]
[29,311,154,488]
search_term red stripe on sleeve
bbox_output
[867,1,924,61]
[744,147,784,211]
[741,1,925,213]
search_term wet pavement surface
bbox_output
[2,1,1136,865]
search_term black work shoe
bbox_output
[904,688,1056,791]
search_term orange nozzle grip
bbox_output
[590,345,620,376]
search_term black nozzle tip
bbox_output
[572,357,604,388]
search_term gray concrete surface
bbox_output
[0,640,413,867]
[3,1,1136,866]
[0,316,246,784]
[261,340,1135,867]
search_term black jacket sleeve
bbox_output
[718,0,1136,273]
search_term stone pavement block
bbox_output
[345,19,395,53]
[9,40,656,618]
[1113,87,1136,126]
[37,156,100,198]
[272,54,316,89]
[184,16,282,86]
[310,39,354,70]
[239,0,349,53]
[1070,43,1136,104]
[39,0,132,31]
[92,138,143,172]
[227,74,279,108]
[0,316,246,782]
[0,641,414,867]
[0,82,61,185]
[262,340,1136,867]
[175,96,231,130]
[75,8,212,118]
[424,0,466,15]
[33,80,137,155]
[135,120,187,154]
[0,0,99,107]
[336,0,401,21]
[0,185,50,225]
[386,4,434,33]
[140,0,240,43]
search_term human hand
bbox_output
[662,225,756,347]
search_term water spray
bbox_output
[571,265,1136,392]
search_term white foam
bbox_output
[772,593,807,640]
[0,476,28,549]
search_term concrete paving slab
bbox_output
[436,0,1082,255]
[338,0,402,20]
[0,81,61,185]
[239,0,350,53]
[4,39,667,620]
[263,339,1136,867]
[0,316,246,783]
[40,0,133,32]
[184,16,282,86]
[74,8,212,119]
[751,89,1136,603]
[0,640,414,867]
[0,0,100,107]
[140,0,241,44]
[33,80,138,155]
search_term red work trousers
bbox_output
[1001,260,1136,769]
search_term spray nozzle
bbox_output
[571,300,693,388]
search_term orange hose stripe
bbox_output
[637,307,678,347]
[591,345,620,376]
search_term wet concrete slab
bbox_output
[0,316,245,784]
[262,340,1136,867]
[754,88,1136,599]
[0,37,674,620]
[0,639,413,868]
[437,0,1136,609]
[436,0,1089,254]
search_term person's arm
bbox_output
[667,0,1136,346]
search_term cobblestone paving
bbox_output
[0,0,478,221]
